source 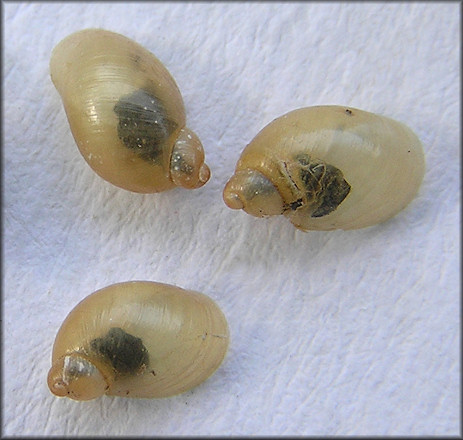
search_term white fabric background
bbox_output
[3,2,460,436]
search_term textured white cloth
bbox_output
[3,2,460,436]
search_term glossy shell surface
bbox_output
[50,29,210,193]
[223,106,425,231]
[47,281,229,400]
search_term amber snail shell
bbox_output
[50,29,210,193]
[223,105,425,231]
[47,281,229,401]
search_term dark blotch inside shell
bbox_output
[114,89,177,162]
[90,327,149,375]
[297,154,351,218]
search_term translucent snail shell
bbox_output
[50,29,210,193]
[223,106,425,231]
[47,281,229,401]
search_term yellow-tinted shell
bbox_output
[50,29,210,193]
[223,106,425,231]
[47,281,229,401]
